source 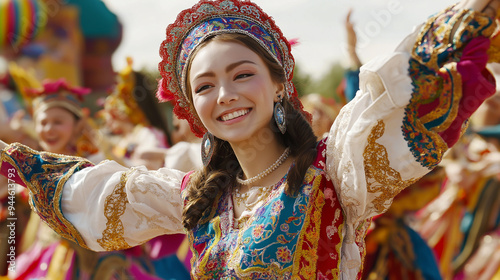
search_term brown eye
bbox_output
[195,84,212,93]
[235,73,253,80]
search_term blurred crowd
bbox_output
[0,1,499,280]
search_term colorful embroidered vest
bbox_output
[181,140,347,279]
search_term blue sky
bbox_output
[104,0,458,77]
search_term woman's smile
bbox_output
[218,108,252,122]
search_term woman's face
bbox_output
[171,114,198,145]
[35,107,79,154]
[189,40,283,144]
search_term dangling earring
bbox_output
[201,132,215,166]
[274,96,286,134]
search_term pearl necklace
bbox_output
[233,184,273,209]
[236,147,290,185]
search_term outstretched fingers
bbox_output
[0,140,7,150]
[457,0,500,17]
[482,0,500,18]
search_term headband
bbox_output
[27,78,90,118]
[157,0,309,138]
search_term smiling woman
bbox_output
[27,79,101,160]
[1,0,500,279]
[182,33,318,230]
[35,107,81,155]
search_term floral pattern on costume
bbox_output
[0,3,495,280]
[183,140,350,279]
[0,143,94,248]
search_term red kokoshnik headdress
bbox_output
[157,0,309,138]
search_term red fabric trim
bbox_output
[181,170,195,192]
[440,37,496,147]
[0,161,25,187]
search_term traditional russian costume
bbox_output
[1,1,498,279]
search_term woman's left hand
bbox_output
[0,140,7,150]
[457,0,500,17]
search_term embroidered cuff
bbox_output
[403,6,497,168]
[1,143,94,249]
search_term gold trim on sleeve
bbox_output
[97,169,134,250]
[364,121,419,213]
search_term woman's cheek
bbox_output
[35,125,43,136]
[193,96,211,122]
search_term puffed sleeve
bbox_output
[326,6,497,226]
[0,142,186,251]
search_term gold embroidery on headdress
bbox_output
[104,57,149,126]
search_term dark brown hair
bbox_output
[182,33,317,230]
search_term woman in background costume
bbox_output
[3,79,162,280]
[99,58,169,169]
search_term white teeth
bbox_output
[221,109,249,121]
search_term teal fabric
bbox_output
[151,255,191,280]
[476,124,500,139]
[405,224,442,280]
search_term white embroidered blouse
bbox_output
[0,5,496,279]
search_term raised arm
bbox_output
[0,141,186,251]
[326,1,499,226]
[343,9,362,102]
[0,140,7,150]
[345,9,362,70]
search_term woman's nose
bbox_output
[43,123,54,133]
[217,85,238,105]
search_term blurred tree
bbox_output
[311,62,344,101]
[293,62,345,102]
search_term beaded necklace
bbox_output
[233,184,273,209]
[236,147,290,185]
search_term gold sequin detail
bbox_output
[412,9,496,70]
[488,44,500,63]
[364,121,419,213]
[291,172,326,278]
[97,169,133,250]
[418,64,462,133]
